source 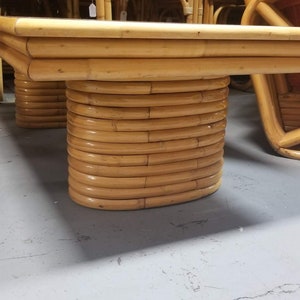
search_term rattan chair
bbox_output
[242,0,300,159]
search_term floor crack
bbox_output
[233,284,300,300]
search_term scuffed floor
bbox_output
[1,86,300,300]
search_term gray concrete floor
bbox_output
[1,81,300,299]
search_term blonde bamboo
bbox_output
[68,174,212,199]
[147,141,224,165]
[67,110,226,131]
[68,151,223,177]
[104,0,112,20]
[0,33,27,55]
[151,77,230,93]
[66,77,229,94]
[148,121,226,142]
[69,187,146,210]
[149,100,227,118]
[96,0,106,20]
[68,181,221,210]
[28,57,300,82]
[26,38,300,59]
[67,120,225,143]
[146,164,222,188]
[68,141,223,166]
[4,17,300,40]
[73,133,224,155]
[193,0,199,23]
[68,161,222,189]
[66,88,228,107]
[67,123,148,143]
[198,0,204,23]
[251,74,285,149]
[67,99,150,120]
[66,97,226,120]
[145,180,221,209]
[66,134,213,155]
[0,44,29,76]
[243,0,292,26]
[68,146,149,166]
[278,129,300,148]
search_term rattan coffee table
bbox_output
[1,17,300,209]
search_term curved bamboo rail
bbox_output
[2,16,300,208]
[242,0,300,159]
[14,72,66,128]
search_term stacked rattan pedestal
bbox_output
[14,73,66,128]
[66,76,229,210]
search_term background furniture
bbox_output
[242,0,300,159]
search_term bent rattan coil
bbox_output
[242,0,300,159]
[66,78,228,209]
[14,72,67,128]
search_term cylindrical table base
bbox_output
[66,77,229,210]
[14,72,67,128]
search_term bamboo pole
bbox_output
[66,134,214,155]
[66,88,228,107]
[26,38,300,59]
[5,17,300,40]
[104,0,112,20]
[66,77,229,95]
[243,0,292,26]
[68,152,222,177]
[68,160,222,188]
[27,57,300,82]
[193,0,199,24]
[96,0,106,20]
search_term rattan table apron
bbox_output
[1,18,300,209]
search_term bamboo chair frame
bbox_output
[97,0,207,23]
[242,0,300,159]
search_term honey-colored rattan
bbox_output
[66,77,228,209]
[242,0,300,159]
[14,72,66,128]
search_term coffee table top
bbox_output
[1,16,300,81]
